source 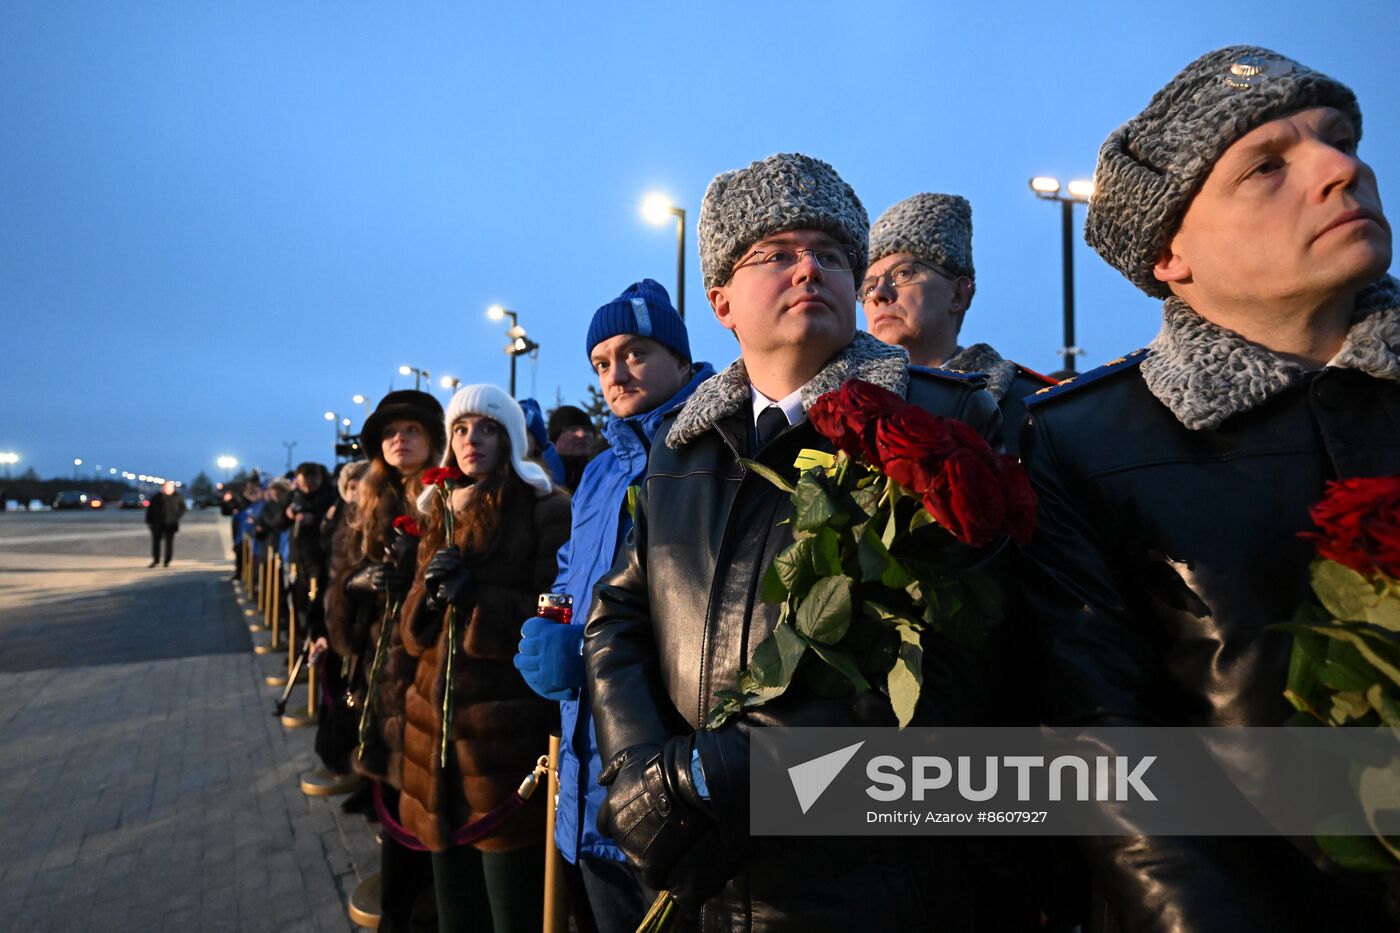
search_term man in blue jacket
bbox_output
[514,278,714,931]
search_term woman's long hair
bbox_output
[350,433,443,562]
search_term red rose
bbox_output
[996,454,1037,545]
[809,379,905,461]
[1305,475,1400,580]
[421,465,463,488]
[392,514,423,538]
[874,407,955,492]
[922,448,1007,548]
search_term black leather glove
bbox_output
[597,737,718,894]
[345,562,409,595]
[423,546,476,614]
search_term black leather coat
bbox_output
[585,353,1002,932]
[1020,351,1400,933]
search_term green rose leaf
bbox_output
[794,471,840,532]
[909,507,936,534]
[760,561,789,604]
[888,623,925,729]
[1367,684,1400,728]
[1318,638,1383,694]
[1330,690,1371,724]
[1315,818,1400,872]
[740,458,796,495]
[1366,594,1400,633]
[773,538,817,600]
[737,621,807,697]
[812,527,844,577]
[796,576,853,645]
[807,640,871,692]
[1357,763,1400,865]
[1313,559,1382,624]
[706,691,746,730]
[858,526,911,588]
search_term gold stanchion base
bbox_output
[243,607,259,617]
[281,709,315,729]
[300,768,362,798]
[247,623,265,632]
[266,671,306,687]
[348,873,382,929]
[252,644,276,655]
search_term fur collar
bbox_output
[1141,276,1400,431]
[666,331,910,448]
[943,343,1018,402]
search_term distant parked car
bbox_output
[119,493,150,510]
[52,491,103,510]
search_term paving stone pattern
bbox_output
[0,511,379,931]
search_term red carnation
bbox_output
[421,465,463,488]
[808,380,905,461]
[392,515,423,538]
[1305,476,1400,580]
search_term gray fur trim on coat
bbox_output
[1141,276,1400,430]
[943,343,1017,402]
[666,331,910,448]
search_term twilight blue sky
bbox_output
[3,1,1397,483]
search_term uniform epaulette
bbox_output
[1015,363,1058,387]
[1024,348,1150,410]
[909,364,989,386]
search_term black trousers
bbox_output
[149,526,176,564]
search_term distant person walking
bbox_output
[146,481,186,567]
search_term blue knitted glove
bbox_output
[513,616,585,701]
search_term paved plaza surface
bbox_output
[0,509,378,931]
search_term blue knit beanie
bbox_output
[585,279,691,363]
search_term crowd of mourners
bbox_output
[223,45,1400,933]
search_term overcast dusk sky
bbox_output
[3,1,1397,482]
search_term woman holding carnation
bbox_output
[325,389,444,931]
[399,384,570,933]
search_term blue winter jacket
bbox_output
[550,363,714,864]
[238,501,265,556]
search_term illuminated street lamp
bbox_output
[217,455,238,481]
[398,365,429,391]
[73,457,82,480]
[352,393,372,415]
[1029,176,1095,374]
[485,306,540,398]
[642,192,687,320]
[0,451,17,479]
[440,375,461,392]
[324,411,342,456]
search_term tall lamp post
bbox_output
[352,393,372,415]
[398,365,429,391]
[0,452,18,479]
[1029,176,1095,375]
[217,456,238,482]
[642,193,687,320]
[486,306,541,398]
[73,458,82,480]
[440,375,461,393]
[323,411,341,458]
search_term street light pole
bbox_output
[398,366,429,392]
[486,306,540,398]
[1030,177,1094,374]
[283,441,297,473]
[323,412,340,459]
[643,194,687,320]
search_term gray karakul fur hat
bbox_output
[1086,45,1361,298]
[698,152,869,290]
[868,193,975,280]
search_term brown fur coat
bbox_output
[398,483,570,851]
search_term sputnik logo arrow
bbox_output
[787,741,865,814]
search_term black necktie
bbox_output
[755,405,788,451]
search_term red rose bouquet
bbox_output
[706,379,1035,730]
[1277,476,1400,870]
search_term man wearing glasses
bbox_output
[863,193,1054,456]
[584,152,1002,929]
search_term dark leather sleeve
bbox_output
[584,479,688,767]
[1019,412,1279,933]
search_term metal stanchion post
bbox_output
[542,732,568,933]
[253,552,277,655]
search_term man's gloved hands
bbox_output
[513,616,584,701]
[345,562,409,595]
[423,546,476,614]
[597,737,738,906]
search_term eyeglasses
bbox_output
[859,260,956,302]
[732,245,856,276]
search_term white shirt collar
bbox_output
[749,384,805,428]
